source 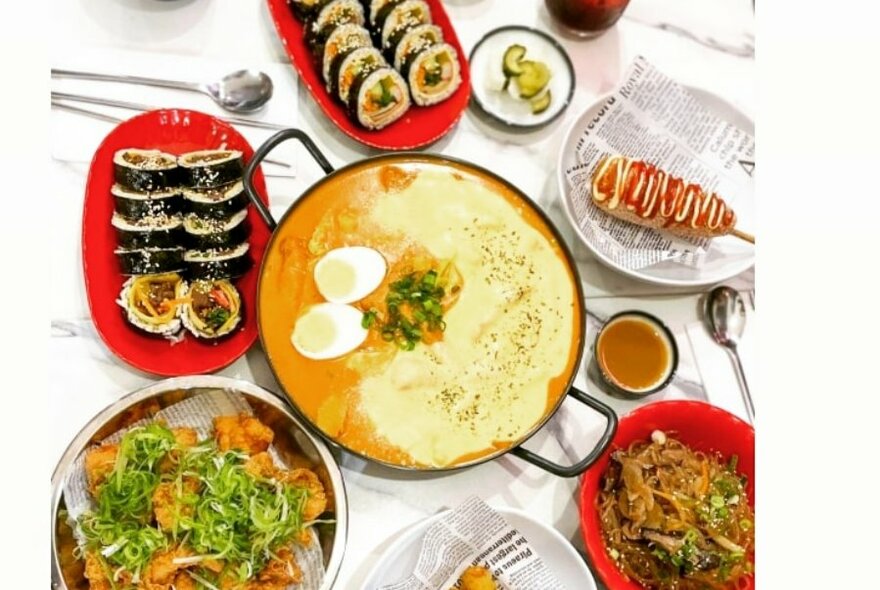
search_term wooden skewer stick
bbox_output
[731,228,755,244]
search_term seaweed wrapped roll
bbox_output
[116,272,185,336]
[290,0,330,21]
[334,46,386,104]
[391,23,442,70]
[185,243,251,280]
[183,209,250,250]
[402,42,462,106]
[365,0,403,27]
[115,247,185,275]
[322,24,372,86]
[348,67,410,129]
[178,150,244,189]
[182,181,249,220]
[113,149,179,192]
[179,279,242,339]
[112,212,184,250]
[377,0,431,52]
[306,0,366,54]
[112,184,182,219]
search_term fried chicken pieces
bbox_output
[452,566,499,590]
[80,414,326,590]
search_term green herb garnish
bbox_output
[78,424,177,579]
[76,422,314,588]
[363,269,448,351]
[205,307,231,329]
[424,65,442,86]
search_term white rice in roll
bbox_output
[352,67,410,129]
[405,42,462,106]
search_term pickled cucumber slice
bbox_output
[530,89,552,114]
[517,60,551,99]
[502,44,527,77]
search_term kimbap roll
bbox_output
[366,0,403,27]
[377,0,431,52]
[116,272,185,336]
[306,0,366,54]
[348,67,410,129]
[182,181,249,219]
[322,24,372,86]
[183,209,250,250]
[115,247,185,275]
[178,150,244,189]
[290,0,330,21]
[402,42,462,106]
[113,149,179,192]
[185,243,251,280]
[333,46,386,104]
[391,23,442,71]
[179,279,242,339]
[112,212,184,250]
[112,184,182,219]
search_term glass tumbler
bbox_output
[545,0,631,38]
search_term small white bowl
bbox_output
[469,25,575,130]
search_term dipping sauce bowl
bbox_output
[594,310,678,397]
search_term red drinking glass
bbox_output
[545,0,631,37]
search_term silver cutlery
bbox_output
[51,99,290,170]
[50,91,292,133]
[704,286,755,423]
[52,68,273,113]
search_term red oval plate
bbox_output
[579,401,755,590]
[82,109,271,376]
[266,0,471,150]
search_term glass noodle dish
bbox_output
[597,431,754,589]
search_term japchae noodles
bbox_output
[597,431,754,589]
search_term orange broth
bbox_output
[258,158,583,467]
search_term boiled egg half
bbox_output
[314,246,386,304]
[291,302,368,360]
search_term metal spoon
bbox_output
[705,286,755,423]
[51,68,273,113]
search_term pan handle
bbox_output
[510,387,618,477]
[243,128,335,231]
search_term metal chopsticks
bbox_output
[51,94,291,170]
[51,91,292,132]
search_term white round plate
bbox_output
[557,88,755,287]
[469,26,575,130]
[360,507,596,590]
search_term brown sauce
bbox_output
[597,315,672,392]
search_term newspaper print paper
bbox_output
[564,55,755,270]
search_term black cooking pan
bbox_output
[243,129,617,477]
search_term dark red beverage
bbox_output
[545,0,630,36]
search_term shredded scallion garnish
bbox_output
[77,422,315,589]
[363,269,448,351]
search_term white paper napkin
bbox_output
[51,47,299,176]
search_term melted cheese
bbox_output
[357,169,575,466]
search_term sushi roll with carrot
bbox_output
[375,0,431,52]
[401,42,461,106]
[116,272,186,337]
[306,0,366,55]
[390,23,442,70]
[347,66,410,129]
[179,279,242,339]
[332,46,387,104]
[321,24,372,86]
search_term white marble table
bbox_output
[49,1,755,588]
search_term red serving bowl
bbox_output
[579,401,755,590]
